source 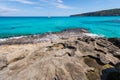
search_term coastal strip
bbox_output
[0,28,104,45]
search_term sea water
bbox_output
[0,16,120,38]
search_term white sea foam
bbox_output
[83,33,104,38]
[0,36,26,42]
[0,32,105,43]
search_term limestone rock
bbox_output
[108,38,120,48]
[0,54,7,70]
[0,29,119,80]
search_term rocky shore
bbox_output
[0,28,120,80]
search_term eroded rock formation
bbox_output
[0,29,119,80]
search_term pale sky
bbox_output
[0,0,120,16]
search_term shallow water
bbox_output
[0,16,120,38]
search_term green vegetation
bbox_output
[71,8,120,16]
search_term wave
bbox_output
[83,33,105,37]
[103,19,120,23]
[0,29,105,43]
[0,36,26,42]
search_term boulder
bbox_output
[108,38,120,48]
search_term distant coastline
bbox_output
[70,8,120,16]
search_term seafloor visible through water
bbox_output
[0,16,120,38]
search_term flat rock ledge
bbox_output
[0,29,120,80]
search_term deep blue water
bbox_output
[0,16,120,38]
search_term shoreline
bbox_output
[0,28,104,45]
[0,28,90,39]
[0,28,119,80]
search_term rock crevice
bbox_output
[0,29,119,80]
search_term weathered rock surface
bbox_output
[0,29,119,80]
[108,38,120,48]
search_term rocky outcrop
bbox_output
[0,29,119,80]
[108,38,120,48]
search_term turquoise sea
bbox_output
[0,16,120,38]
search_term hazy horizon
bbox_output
[0,0,120,16]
